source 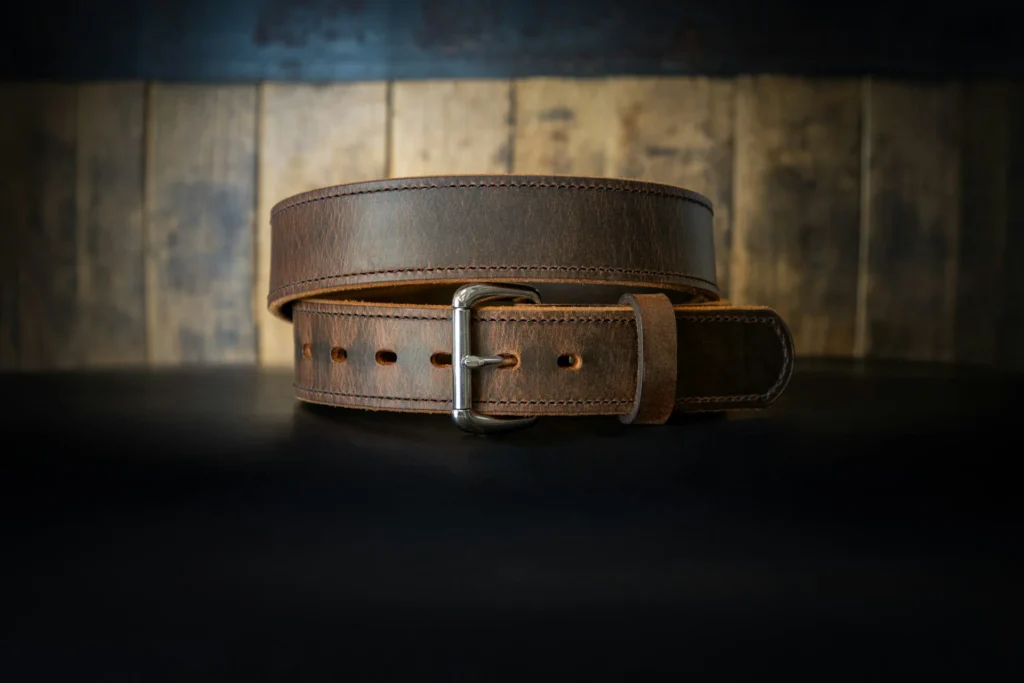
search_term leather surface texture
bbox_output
[270,175,794,421]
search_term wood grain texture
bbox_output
[145,84,257,365]
[512,77,613,176]
[76,82,146,366]
[863,81,961,361]
[733,77,862,357]
[997,85,1024,371]
[0,84,80,370]
[0,85,26,369]
[603,77,735,296]
[256,82,387,366]
[391,80,512,176]
[1,74,1018,372]
[955,82,1010,365]
[513,77,735,293]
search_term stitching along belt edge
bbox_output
[268,175,795,434]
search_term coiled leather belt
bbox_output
[268,175,794,433]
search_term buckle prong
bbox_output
[461,355,506,369]
[451,283,541,434]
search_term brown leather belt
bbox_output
[268,175,794,433]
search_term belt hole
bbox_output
[557,353,581,369]
[430,352,452,368]
[376,350,398,365]
[302,343,312,359]
[330,347,347,363]
[499,353,519,369]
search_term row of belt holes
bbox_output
[301,344,581,370]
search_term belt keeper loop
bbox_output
[619,293,678,425]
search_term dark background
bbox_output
[4,0,1024,81]
[2,363,1023,677]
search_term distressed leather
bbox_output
[270,175,794,420]
[268,176,719,316]
[618,293,678,424]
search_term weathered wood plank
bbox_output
[955,82,1010,365]
[996,85,1024,371]
[75,82,146,366]
[603,77,735,296]
[0,84,80,370]
[0,85,27,369]
[733,76,862,357]
[513,77,735,294]
[512,77,613,176]
[863,80,961,361]
[256,82,388,367]
[391,80,512,176]
[145,84,257,365]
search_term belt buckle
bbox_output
[451,283,541,434]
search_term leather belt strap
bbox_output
[269,176,794,428]
[268,176,720,313]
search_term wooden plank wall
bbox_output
[145,85,258,365]
[0,77,1020,370]
[734,77,862,357]
[256,83,389,366]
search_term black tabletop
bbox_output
[1,360,1021,679]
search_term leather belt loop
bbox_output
[618,293,678,425]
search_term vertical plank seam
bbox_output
[142,82,156,365]
[992,84,1011,366]
[729,76,745,305]
[71,85,82,369]
[4,86,19,367]
[74,84,86,365]
[14,85,25,369]
[854,77,872,359]
[253,82,265,365]
[945,82,963,364]
[140,82,152,366]
[4,89,19,364]
[724,76,738,299]
[506,80,517,173]
[955,82,969,364]
[998,84,1023,368]
[384,80,394,178]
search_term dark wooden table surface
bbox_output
[1,360,1021,679]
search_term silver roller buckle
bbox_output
[451,283,541,434]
